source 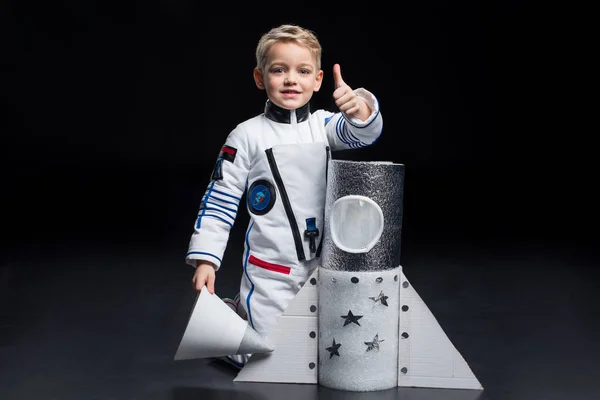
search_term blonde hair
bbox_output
[255,24,322,73]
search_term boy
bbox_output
[187,24,383,366]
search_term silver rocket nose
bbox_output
[322,160,405,272]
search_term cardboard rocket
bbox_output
[176,160,483,392]
[233,160,483,391]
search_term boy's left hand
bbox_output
[332,63,371,121]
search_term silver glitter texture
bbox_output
[322,160,404,272]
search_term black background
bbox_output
[2,3,598,400]
[3,4,594,261]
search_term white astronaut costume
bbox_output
[186,89,383,341]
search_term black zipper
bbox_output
[265,148,306,261]
[316,145,330,257]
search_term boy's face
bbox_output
[253,42,323,110]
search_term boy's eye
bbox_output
[300,69,311,74]
[271,67,285,73]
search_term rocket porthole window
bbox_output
[329,195,384,253]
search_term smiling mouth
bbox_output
[281,90,301,94]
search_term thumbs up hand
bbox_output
[332,63,371,121]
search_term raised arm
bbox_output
[324,64,383,151]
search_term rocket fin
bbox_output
[234,268,319,383]
[398,267,483,390]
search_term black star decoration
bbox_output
[341,310,363,326]
[368,290,389,306]
[364,334,385,351]
[325,338,341,358]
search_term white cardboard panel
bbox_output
[282,269,319,317]
[398,269,483,390]
[234,316,318,383]
[234,269,319,383]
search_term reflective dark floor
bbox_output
[1,238,598,400]
[2,165,599,400]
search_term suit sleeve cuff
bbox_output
[185,251,222,271]
[344,88,380,127]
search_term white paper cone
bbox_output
[174,287,273,360]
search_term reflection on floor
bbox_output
[1,237,598,400]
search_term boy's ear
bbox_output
[313,69,324,92]
[253,68,265,90]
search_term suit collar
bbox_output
[264,100,310,124]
